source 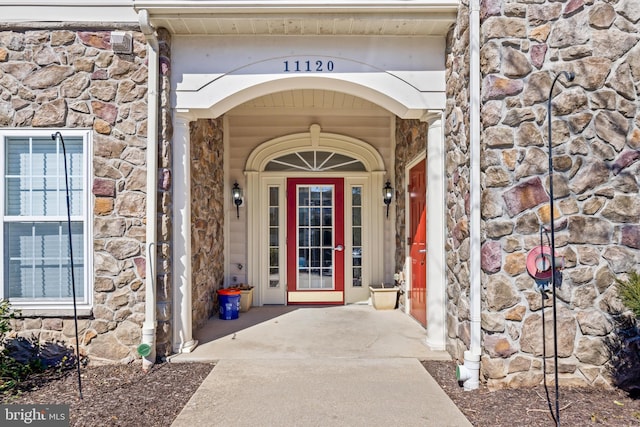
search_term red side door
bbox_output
[409,161,427,326]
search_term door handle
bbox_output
[334,244,344,252]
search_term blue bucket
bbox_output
[218,289,241,320]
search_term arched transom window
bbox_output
[265,150,366,172]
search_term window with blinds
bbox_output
[2,132,88,304]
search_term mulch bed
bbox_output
[1,362,214,427]
[423,360,640,426]
[2,359,640,426]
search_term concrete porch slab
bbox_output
[172,358,472,427]
[170,305,450,361]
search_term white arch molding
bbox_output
[176,75,444,120]
[245,126,388,306]
[245,124,386,173]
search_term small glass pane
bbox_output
[353,255,362,267]
[269,228,278,246]
[353,268,362,287]
[310,228,320,246]
[269,248,279,265]
[299,209,309,226]
[299,188,309,206]
[322,208,332,226]
[310,248,321,268]
[298,228,309,246]
[352,207,362,226]
[310,187,321,205]
[352,187,361,205]
[269,207,278,226]
[322,248,332,265]
[322,229,332,246]
[310,207,321,226]
[322,188,332,205]
[5,177,26,215]
[299,152,315,166]
[269,187,278,205]
[353,228,362,246]
[298,249,309,268]
[6,138,29,175]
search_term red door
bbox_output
[409,161,427,326]
[286,178,344,304]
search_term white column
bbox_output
[424,112,447,351]
[172,112,198,353]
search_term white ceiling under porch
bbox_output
[136,0,458,36]
[233,89,387,114]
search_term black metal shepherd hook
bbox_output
[51,132,83,400]
[546,70,575,426]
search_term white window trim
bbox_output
[0,129,93,314]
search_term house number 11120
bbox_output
[283,60,335,72]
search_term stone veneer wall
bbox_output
[449,0,640,388]
[190,118,225,330]
[394,118,428,309]
[0,28,150,362]
[155,28,174,358]
[444,2,473,364]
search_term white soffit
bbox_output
[150,16,455,36]
[136,0,458,36]
[1,1,458,35]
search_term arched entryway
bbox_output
[244,125,388,306]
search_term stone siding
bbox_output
[444,3,473,364]
[0,29,150,362]
[448,0,640,388]
[190,118,225,330]
[394,119,428,309]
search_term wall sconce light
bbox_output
[383,180,393,218]
[232,182,243,219]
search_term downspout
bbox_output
[138,8,159,372]
[456,0,482,390]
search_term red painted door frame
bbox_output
[409,161,427,326]
[286,178,344,304]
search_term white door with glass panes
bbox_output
[261,177,368,305]
[286,178,344,304]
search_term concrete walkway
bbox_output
[170,305,472,426]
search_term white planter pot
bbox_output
[369,285,399,310]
